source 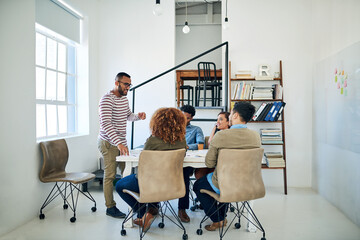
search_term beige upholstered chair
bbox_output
[197,148,266,240]
[39,139,96,223]
[120,149,188,240]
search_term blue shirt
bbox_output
[185,124,204,150]
[230,124,247,129]
[207,172,220,194]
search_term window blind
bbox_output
[36,0,81,43]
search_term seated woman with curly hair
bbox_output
[115,107,187,231]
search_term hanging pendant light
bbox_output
[223,0,230,29]
[153,0,163,16]
[182,0,190,34]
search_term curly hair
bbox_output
[150,108,186,144]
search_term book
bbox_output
[252,102,267,121]
[260,128,282,144]
[265,152,283,158]
[240,81,246,99]
[231,83,239,99]
[270,101,282,121]
[274,102,286,121]
[273,84,283,99]
[257,103,272,121]
[255,75,274,80]
[235,70,252,79]
[264,102,279,121]
[235,82,243,99]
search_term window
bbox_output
[36,28,77,140]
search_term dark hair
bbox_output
[180,105,196,117]
[150,108,186,144]
[232,102,255,123]
[218,111,230,122]
[115,72,131,81]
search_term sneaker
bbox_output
[106,206,126,218]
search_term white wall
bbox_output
[223,0,313,188]
[96,0,176,148]
[311,0,360,227]
[0,0,100,235]
[176,24,222,70]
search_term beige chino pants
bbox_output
[98,138,125,208]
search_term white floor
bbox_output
[1,186,359,240]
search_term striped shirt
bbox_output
[98,91,139,147]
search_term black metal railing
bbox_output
[129,42,229,149]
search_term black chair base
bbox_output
[39,182,97,223]
[121,201,188,240]
[196,200,266,240]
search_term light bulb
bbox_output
[223,17,230,30]
[153,1,163,16]
[182,21,190,34]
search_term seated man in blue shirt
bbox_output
[177,105,205,223]
[180,105,205,150]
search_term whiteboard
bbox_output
[313,41,360,153]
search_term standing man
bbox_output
[193,101,261,231]
[178,105,205,223]
[98,72,146,218]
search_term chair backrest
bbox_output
[217,148,265,203]
[39,139,69,182]
[138,149,186,203]
[197,62,218,83]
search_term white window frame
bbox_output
[36,24,78,140]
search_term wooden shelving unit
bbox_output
[229,60,287,194]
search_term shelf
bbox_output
[231,78,282,81]
[229,60,287,195]
[231,99,283,102]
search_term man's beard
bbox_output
[118,87,128,96]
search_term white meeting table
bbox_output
[116,149,255,231]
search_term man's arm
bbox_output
[187,126,205,150]
[196,126,205,144]
[125,100,141,121]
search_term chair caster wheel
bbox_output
[39,213,45,220]
[235,223,241,229]
[121,229,126,236]
[182,233,188,240]
[158,222,165,228]
[230,206,235,212]
[91,207,97,212]
[63,204,68,209]
[70,217,76,223]
[190,206,196,211]
[196,229,203,235]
